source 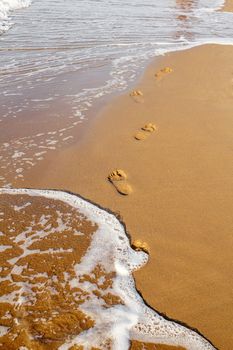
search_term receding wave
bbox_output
[0,188,217,350]
[0,0,31,34]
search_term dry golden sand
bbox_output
[223,0,233,12]
[23,44,233,349]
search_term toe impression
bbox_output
[108,169,132,195]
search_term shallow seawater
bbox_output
[0,189,217,349]
[0,0,233,187]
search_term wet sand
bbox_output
[0,192,97,349]
[22,43,233,350]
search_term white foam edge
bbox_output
[0,0,32,19]
[0,0,32,34]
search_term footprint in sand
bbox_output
[155,66,173,80]
[108,169,133,195]
[132,239,150,254]
[134,123,157,141]
[130,90,144,103]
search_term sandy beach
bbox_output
[20,43,233,349]
[223,0,233,11]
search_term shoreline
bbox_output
[23,43,233,349]
[0,188,213,350]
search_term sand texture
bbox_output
[22,44,233,350]
[223,0,233,11]
[0,193,98,349]
[2,190,209,350]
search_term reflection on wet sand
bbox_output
[174,0,197,41]
[176,0,196,11]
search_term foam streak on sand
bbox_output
[0,188,216,349]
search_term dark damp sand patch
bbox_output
[0,193,124,349]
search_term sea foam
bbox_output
[0,0,31,34]
[0,188,217,350]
